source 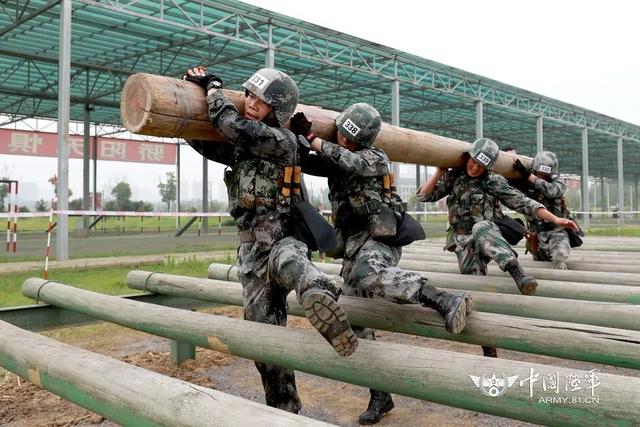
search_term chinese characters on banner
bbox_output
[0,129,177,165]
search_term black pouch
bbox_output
[369,204,397,240]
[289,201,338,253]
[388,212,426,247]
[496,216,526,245]
[567,227,584,248]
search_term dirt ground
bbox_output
[1,305,637,427]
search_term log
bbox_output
[393,259,640,287]
[120,73,526,176]
[403,245,640,265]
[399,252,640,274]
[126,270,640,369]
[206,263,640,330]
[20,278,640,426]
[207,262,640,304]
[0,320,330,427]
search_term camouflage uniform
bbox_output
[521,152,571,269]
[300,103,468,425]
[190,69,355,413]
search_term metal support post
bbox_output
[202,156,208,234]
[617,137,624,226]
[536,116,543,153]
[391,59,400,178]
[475,101,483,139]
[83,105,91,230]
[176,143,181,229]
[581,128,589,228]
[56,0,71,261]
[265,21,275,68]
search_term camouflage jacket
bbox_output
[521,177,568,231]
[302,142,390,230]
[419,169,543,232]
[191,89,300,230]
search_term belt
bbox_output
[238,230,255,243]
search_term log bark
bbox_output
[0,320,330,427]
[393,259,640,287]
[399,251,640,274]
[126,270,640,369]
[120,73,527,176]
[206,263,640,330]
[21,278,640,426]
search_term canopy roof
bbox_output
[1,0,639,179]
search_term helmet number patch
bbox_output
[539,164,552,174]
[248,72,269,90]
[476,152,491,166]
[342,118,361,137]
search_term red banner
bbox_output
[0,129,176,165]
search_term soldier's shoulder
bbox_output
[360,147,389,162]
[485,172,507,185]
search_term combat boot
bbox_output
[301,274,359,357]
[505,259,537,295]
[419,282,470,334]
[359,390,395,425]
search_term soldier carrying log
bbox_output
[182,66,358,414]
[291,103,471,424]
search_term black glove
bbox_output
[514,159,531,179]
[184,73,223,91]
[296,134,311,156]
[290,112,312,136]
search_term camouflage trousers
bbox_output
[532,228,570,268]
[237,235,341,413]
[454,220,517,275]
[341,233,427,340]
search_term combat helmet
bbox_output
[465,138,500,170]
[335,103,381,148]
[242,68,298,125]
[532,151,559,179]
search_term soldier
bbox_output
[183,66,358,414]
[291,103,471,425]
[513,151,572,269]
[417,138,578,357]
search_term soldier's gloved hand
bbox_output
[290,112,313,136]
[184,73,224,92]
[513,159,531,179]
[296,134,311,156]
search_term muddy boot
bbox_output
[359,390,395,425]
[301,275,358,357]
[419,282,470,334]
[505,259,538,295]
[482,346,498,358]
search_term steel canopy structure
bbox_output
[1,0,639,258]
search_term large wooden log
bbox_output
[207,262,640,304]
[120,73,526,176]
[20,278,640,426]
[206,263,640,330]
[0,320,330,427]
[126,270,640,369]
[399,251,640,274]
[393,259,640,287]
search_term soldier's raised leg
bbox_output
[343,238,470,334]
[269,236,358,357]
[472,220,538,295]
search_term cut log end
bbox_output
[121,73,153,134]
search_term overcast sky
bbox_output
[2,0,638,206]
